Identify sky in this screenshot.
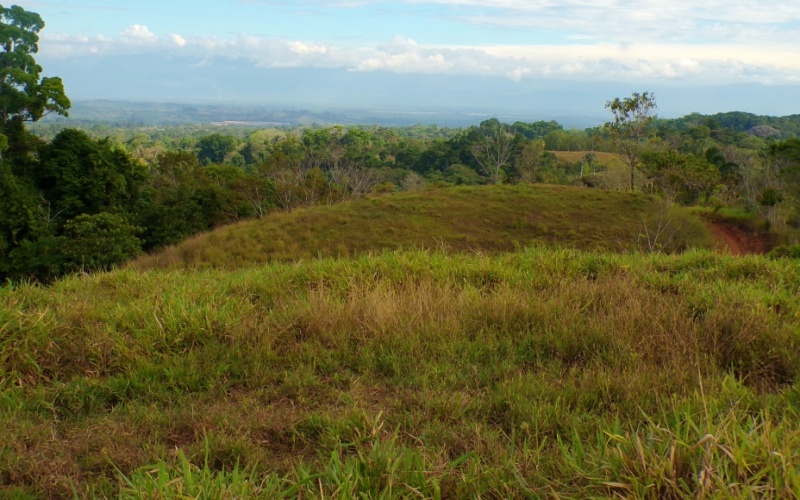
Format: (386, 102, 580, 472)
(12, 0, 800, 122)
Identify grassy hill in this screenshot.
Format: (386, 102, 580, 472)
(3, 184, 797, 498)
(2, 248, 799, 497)
(132, 184, 713, 271)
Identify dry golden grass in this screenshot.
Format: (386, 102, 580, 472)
(131, 184, 714, 271)
(550, 150, 626, 166)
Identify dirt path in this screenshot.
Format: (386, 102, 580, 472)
(708, 222, 768, 255)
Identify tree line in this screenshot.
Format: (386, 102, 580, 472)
(2, 5, 800, 282)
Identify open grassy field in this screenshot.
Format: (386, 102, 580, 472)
(550, 150, 627, 168)
(132, 184, 713, 271)
(550, 151, 637, 191)
(2, 246, 800, 497)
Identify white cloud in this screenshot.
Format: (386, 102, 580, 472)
(355, 51, 452, 73)
(37, 1, 800, 86)
(316, 0, 800, 46)
(506, 66, 530, 82)
(289, 41, 327, 55)
(170, 34, 187, 48)
(120, 24, 157, 43)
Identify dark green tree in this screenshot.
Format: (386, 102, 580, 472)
(196, 133, 239, 164)
(8, 212, 141, 280)
(0, 5, 70, 151)
(0, 161, 40, 275)
(35, 129, 147, 223)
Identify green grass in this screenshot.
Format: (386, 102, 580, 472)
(2, 247, 799, 497)
(131, 184, 714, 271)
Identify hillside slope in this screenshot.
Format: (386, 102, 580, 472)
(132, 184, 713, 270)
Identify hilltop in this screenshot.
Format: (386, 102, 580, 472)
(132, 184, 714, 271)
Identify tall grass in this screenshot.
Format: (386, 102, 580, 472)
(1, 247, 798, 497)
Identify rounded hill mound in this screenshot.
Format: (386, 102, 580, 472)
(131, 184, 714, 271)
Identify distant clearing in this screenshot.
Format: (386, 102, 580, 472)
(550, 150, 626, 167)
(132, 184, 713, 271)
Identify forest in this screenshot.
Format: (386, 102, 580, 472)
(4, 97, 800, 280)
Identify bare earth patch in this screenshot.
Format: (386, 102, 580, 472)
(709, 221, 769, 255)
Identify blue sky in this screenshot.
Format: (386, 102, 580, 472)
(12, 1, 800, 119)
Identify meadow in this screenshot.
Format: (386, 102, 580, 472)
(132, 184, 713, 271)
(1, 185, 799, 498)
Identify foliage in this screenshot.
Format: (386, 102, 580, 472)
(0, 161, 40, 271)
(139, 152, 274, 249)
(770, 138, 800, 198)
(663, 111, 800, 140)
(59, 212, 141, 269)
(0, 5, 70, 133)
(468, 119, 516, 184)
(196, 133, 239, 164)
(511, 119, 563, 139)
(8, 212, 141, 279)
(768, 244, 800, 259)
(605, 91, 658, 191)
(34, 129, 147, 222)
(641, 149, 720, 204)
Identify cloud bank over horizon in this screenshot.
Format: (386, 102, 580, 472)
(33, 0, 800, 83)
(18, 0, 800, 117)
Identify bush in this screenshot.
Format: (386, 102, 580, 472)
(769, 244, 800, 259)
(9, 212, 142, 280)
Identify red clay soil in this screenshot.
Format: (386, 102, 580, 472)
(708, 222, 769, 256)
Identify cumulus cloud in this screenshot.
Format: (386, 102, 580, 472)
(120, 24, 157, 43)
(170, 34, 187, 48)
(37, 0, 800, 86)
(289, 41, 327, 55)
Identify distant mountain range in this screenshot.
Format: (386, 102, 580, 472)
(40, 99, 800, 138)
(42, 99, 539, 128)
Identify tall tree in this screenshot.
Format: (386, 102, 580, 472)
(605, 92, 657, 191)
(469, 119, 516, 184)
(0, 5, 70, 144)
(35, 129, 147, 223)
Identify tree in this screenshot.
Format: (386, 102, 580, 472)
(511, 120, 563, 140)
(9, 212, 141, 281)
(769, 138, 800, 224)
(0, 160, 40, 275)
(515, 139, 546, 183)
(641, 149, 719, 205)
(0, 5, 70, 139)
(605, 92, 657, 191)
(35, 129, 147, 223)
(196, 133, 239, 164)
(469, 119, 516, 184)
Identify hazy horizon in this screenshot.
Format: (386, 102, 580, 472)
(17, 0, 800, 123)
